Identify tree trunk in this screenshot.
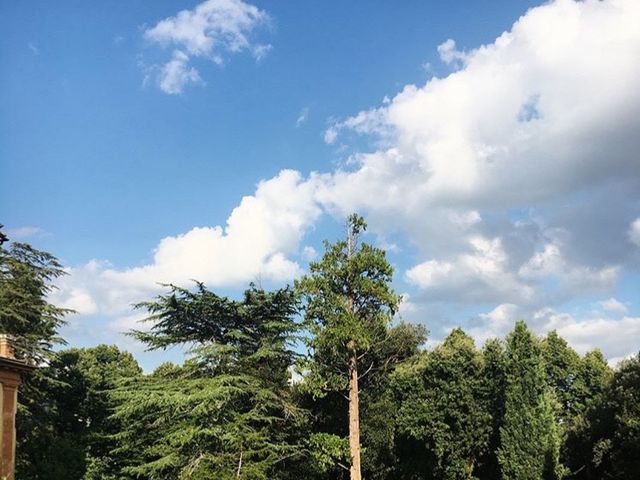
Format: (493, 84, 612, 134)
(349, 353, 362, 480)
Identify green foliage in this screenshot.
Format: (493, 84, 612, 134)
(295, 215, 402, 396)
(0, 242, 69, 361)
(0, 242, 72, 479)
(393, 329, 491, 479)
(113, 283, 304, 479)
(592, 353, 640, 479)
(307, 433, 350, 474)
(474, 338, 506, 479)
(295, 215, 426, 478)
(498, 321, 565, 480)
(4, 231, 640, 480)
(19, 345, 142, 479)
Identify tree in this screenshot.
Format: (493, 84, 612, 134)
(542, 331, 582, 423)
(112, 283, 304, 479)
(25, 345, 142, 479)
(0, 241, 71, 478)
(588, 353, 640, 479)
(296, 214, 402, 480)
(497, 321, 565, 480)
(561, 349, 613, 479)
(0, 242, 68, 362)
(475, 338, 506, 480)
(298, 321, 426, 480)
(393, 328, 491, 479)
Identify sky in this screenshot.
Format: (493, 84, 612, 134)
(1, 0, 639, 371)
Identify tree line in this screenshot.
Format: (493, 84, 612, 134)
(0, 217, 638, 479)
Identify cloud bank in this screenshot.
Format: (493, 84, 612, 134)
(60, 0, 640, 362)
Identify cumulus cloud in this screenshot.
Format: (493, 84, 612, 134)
(436, 38, 467, 66)
(143, 0, 271, 94)
(319, 0, 639, 306)
(406, 235, 535, 304)
(59, 0, 640, 363)
(156, 50, 203, 94)
(328, 0, 640, 209)
(464, 302, 640, 364)
(54, 170, 323, 322)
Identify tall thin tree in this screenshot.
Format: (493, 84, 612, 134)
(296, 214, 400, 480)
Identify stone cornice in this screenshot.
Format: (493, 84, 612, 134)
(0, 357, 35, 374)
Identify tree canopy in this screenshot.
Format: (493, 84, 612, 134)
(3, 230, 639, 480)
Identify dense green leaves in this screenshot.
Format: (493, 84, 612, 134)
(5, 235, 640, 480)
(295, 216, 401, 385)
(0, 242, 69, 362)
(114, 283, 304, 479)
(0, 242, 74, 479)
(392, 329, 491, 479)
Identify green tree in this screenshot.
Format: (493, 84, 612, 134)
(0, 241, 71, 478)
(298, 321, 426, 480)
(542, 331, 582, 422)
(590, 353, 640, 479)
(475, 338, 506, 480)
(360, 321, 426, 480)
(112, 283, 304, 479)
(393, 328, 491, 479)
(296, 214, 403, 480)
(26, 345, 141, 479)
(497, 321, 565, 480)
(562, 349, 613, 479)
(0, 242, 68, 362)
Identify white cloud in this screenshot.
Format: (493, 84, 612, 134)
(406, 236, 535, 303)
(466, 302, 640, 363)
(27, 42, 39, 55)
(58, 288, 98, 315)
(5, 226, 47, 241)
(629, 218, 640, 246)
(55, 170, 323, 321)
(324, 127, 338, 144)
(296, 107, 309, 127)
(519, 241, 620, 296)
(330, 0, 640, 210)
(58, 0, 640, 363)
(157, 50, 203, 94)
(144, 0, 271, 93)
(301, 245, 317, 261)
(398, 293, 418, 316)
(437, 39, 466, 66)
(599, 297, 628, 315)
(318, 0, 639, 306)
(252, 43, 272, 61)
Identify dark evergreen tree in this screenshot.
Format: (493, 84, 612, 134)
(498, 321, 565, 480)
(475, 338, 506, 480)
(27, 345, 142, 479)
(0, 241, 71, 479)
(112, 283, 304, 479)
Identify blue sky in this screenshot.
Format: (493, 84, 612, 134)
(2, 0, 639, 371)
